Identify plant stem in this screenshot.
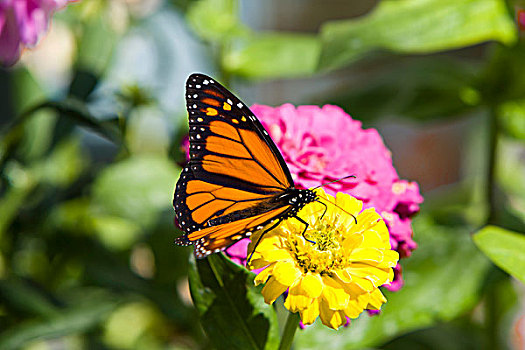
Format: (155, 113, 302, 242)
(484, 106, 502, 350)
(484, 266, 503, 350)
(486, 106, 499, 225)
(278, 312, 300, 350)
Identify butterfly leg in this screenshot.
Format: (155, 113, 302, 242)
(316, 200, 328, 220)
(293, 216, 315, 244)
(246, 218, 283, 266)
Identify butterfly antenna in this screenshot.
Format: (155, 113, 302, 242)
(311, 175, 356, 190)
(317, 197, 358, 225)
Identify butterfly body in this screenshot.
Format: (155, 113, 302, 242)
(207, 188, 317, 227)
(174, 73, 317, 258)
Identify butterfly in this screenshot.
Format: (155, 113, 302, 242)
(173, 73, 320, 258)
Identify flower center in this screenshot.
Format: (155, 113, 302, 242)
(287, 219, 347, 275)
(307, 221, 341, 251)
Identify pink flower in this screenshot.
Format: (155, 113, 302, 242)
(0, 0, 74, 66)
(518, 9, 525, 30)
(230, 104, 422, 291)
(224, 238, 250, 266)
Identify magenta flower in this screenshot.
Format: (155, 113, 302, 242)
(223, 104, 423, 291)
(518, 9, 525, 30)
(0, 0, 74, 66)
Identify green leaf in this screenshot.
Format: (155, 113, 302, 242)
(1, 98, 121, 173)
(324, 57, 480, 121)
(0, 290, 120, 350)
(0, 278, 60, 318)
(473, 225, 525, 283)
(319, 0, 517, 71)
(187, 0, 249, 43)
(125, 106, 170, 156)
(2, 99, 122, 160)
(498, 99, 525, 141)
(103, 301, 170, 349)
(295, 217, 491, 349)
(75, 11, 119, 75)
(188, 253, 279, 350)
(91, 155, 179, 229)
(91, 215, 142, 250)
(23, 99, 122, 144)
(30, 138, 87, 186)
(495, 138, 525, 229)
(0, 162, 36, 239)
(224, 33, 320, 79)
(477, 41, 525, 104)
(9, 68, 55, 161)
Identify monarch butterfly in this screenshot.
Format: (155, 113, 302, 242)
(173, 73, 320, 258)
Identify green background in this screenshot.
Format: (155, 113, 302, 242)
(1, 0, 524, 349)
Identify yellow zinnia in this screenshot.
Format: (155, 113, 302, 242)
(247, 189, 399, 329)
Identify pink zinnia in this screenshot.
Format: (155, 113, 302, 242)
(224, 104, 423, 291)
(0, 0, 74, 66)
(518, 9, 525, 30)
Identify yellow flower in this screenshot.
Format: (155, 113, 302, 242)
(247, 189, 399, 329)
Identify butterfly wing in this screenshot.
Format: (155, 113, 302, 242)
(174, 73, 294, 257)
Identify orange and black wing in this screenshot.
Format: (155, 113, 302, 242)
(173, 73, 294, 257)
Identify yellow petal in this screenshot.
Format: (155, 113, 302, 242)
(284, 290, 312, 312)
(284, 273, 323, 312)
(360, 230, 384, 249)
(348, 248, 384, 263)
(342, 233, 363, 252)
(377, 250, 399, 268)
(347, 263, 391, 287)
(261, 276, 288, 305)
(300, 273, 323, 298)
(319, 301, 347, 329)
(372, 220, 390, 244)
(338, 277, 364, 297)
(355, 209, 382, 232)
(272, 260, 301, 286)
(356, 291, 371, 309)
(351, 276, 375, 292)
(321, 276, 350, 310)
(254, 264, 275, 286)
(336, 191, 362, 217)
(367, 289, 387, 310)
(387, 267, 394, 282)
(301, 201, 324, 225)
(334, 269, 352, 284)
(299, 297, 319, 325)
(251, 235, 281, 254)
(248, 258, 270, 270)
(344, 299, 364, 319)
(262, 249, 294, 263)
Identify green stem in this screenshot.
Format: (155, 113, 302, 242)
(484, 106, 504, 350)
(485, 270, 499, 350)
(278, 312, 300, 350)
(486, 106, 499, 225)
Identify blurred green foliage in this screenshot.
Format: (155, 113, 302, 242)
(0, 0, 524, 349)
(188, 254, 280, 350)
